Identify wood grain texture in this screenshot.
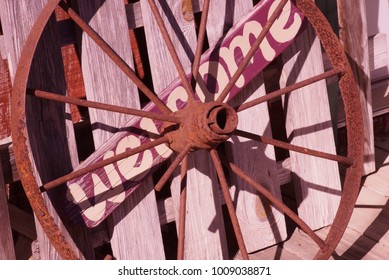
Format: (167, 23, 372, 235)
(140, 0, 228, 259)
(61, 44, 86, 123)
(0, 57, 11, 139)
(208, 0, 286, 253)
(369, 33, 388, 81)
(0, 159, 15, 259)
(74, 0, 164, 259)
(337, 0, 375, 175)
(0, 0, 93, 259)
(280, 25, 341, 230)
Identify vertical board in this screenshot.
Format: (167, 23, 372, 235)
(207, 0, 287, 253)
(74, 0, 164, 259)
(0, 0, 93, 259)
(140, 0, 228, 259)
(0, 56, 11, 139)
(0, 159, 15, 259)
(280, 26, 341, 230)
(337, 0, 375, 174)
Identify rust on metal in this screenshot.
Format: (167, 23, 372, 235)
(217, 0, 289, 103)
(296, 0, 364, 259)
(163, 101, 238, 152)
(210, 149, 249, 260)
(221, 154, 326, 249)
(10, 0, 78, 260)
(42, 136, 169, 191)
(30, 89, 180, 123)
(237, 68, 342, 112)
(182, 0, 194, 21)
(11, 0, 363, 260)
(148, 0, 195, 102)
(234, 129, 354, 166)
(58, 1, 172, 115)
(191, 0, 210, 83)
(154, 143, 192, 192)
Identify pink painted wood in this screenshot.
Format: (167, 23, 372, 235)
(64, 0, 305, 227)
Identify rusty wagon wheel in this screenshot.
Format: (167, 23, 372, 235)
(11, 0, 363, 260)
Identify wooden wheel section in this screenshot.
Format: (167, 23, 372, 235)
(11, 0, 363, 260)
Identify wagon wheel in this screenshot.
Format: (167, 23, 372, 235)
(11, 0, 363, 260)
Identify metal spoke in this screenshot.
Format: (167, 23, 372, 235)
(234, 129, 354, 166)
(237, 68, 342, 112)
(210, 149, 249, 260)
(58, 1, 172, 114)
(220, 153, 326, 249)
(192, 0, 211, 82)
(30, 89, 181, 123)
(217, 0, 289, 103)
(177, 155, 188, 260)
(155, 143, 192, 191)
(147, 0, 196, 102)
(41, 136, 170, 191)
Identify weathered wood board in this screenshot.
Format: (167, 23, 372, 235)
(280, 25, 341, 230)
(0, 159, 15, 259)
(74, 0, 164, 259)
(140, 0, 228, 259)
(208, 0, 287, 253)
(0, 0, 93, 259)
(337, 0, 375, 174)
(0, 56, 11, 140)
(64, 0, 304, 233)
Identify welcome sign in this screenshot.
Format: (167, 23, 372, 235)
(64, 0, 305, 227)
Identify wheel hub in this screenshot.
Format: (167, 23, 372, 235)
(163, 101, 238, 152)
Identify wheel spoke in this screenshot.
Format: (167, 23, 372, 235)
(192, 0, 210, 83)
(155, 143, 192, 191)
(219, 153, 325, 249)
(210, 149, 249, 260)
(41, 136, 169, 191)
(30, 89, 181, 123)
(237, 68, 342, 112)
(234, 129, 354, 166)
(58, 1, 172, 114)
(147, 0, 196, 102)
(216, 0, 289, 103)
(177, 155, 188, 260)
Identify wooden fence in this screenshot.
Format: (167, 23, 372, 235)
(0, 0, 378, 259)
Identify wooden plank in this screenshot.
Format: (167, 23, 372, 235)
(140, 0, 228, 259)
(0, 0, 93, 259)
(363, 145, 389, 197)
(348, 187, 389, 243)
(236, 244, 301, 260)
(74, 0, 164, 259)
(281, 228, 323, 259)
(337, 0, 375, 174)
(280, 26, 342, 230)
(63, 0, 304, 230)
(207, 0, 286, 253)
(8, 203, 36, 241)
(316, 226, 389, 260)
(0, 56, 11, 139)
(0, 158, 15, 259)
(369, 33, 388, 81)
(372, 79, 389, 117)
